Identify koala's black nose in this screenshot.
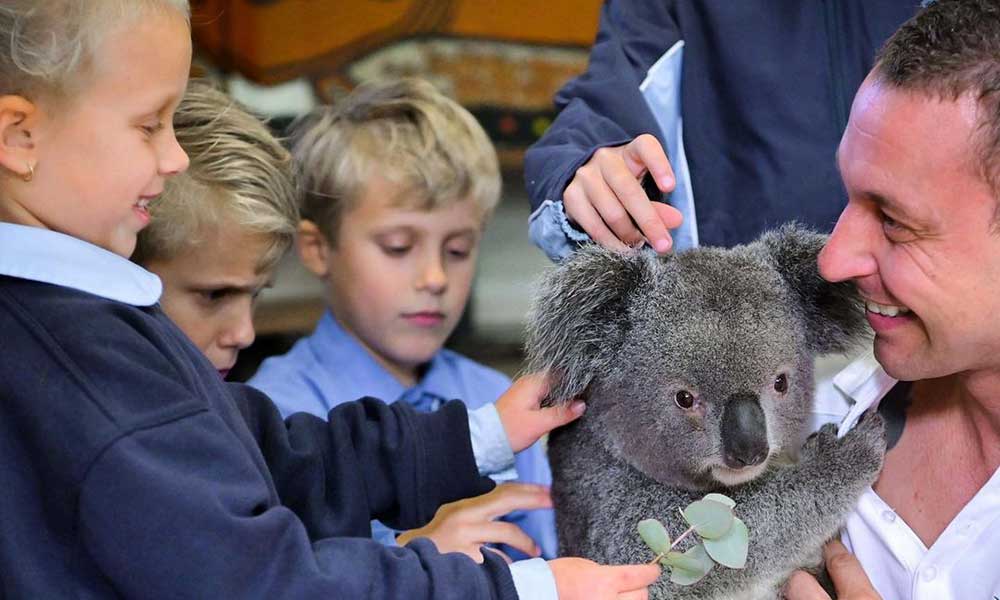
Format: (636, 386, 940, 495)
(721, 393, 769, 469)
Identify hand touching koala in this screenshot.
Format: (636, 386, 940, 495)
(524, 224, 886, 600)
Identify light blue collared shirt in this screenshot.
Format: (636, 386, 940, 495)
(0, 223, 162, 305)
(249, 311, 558, 560)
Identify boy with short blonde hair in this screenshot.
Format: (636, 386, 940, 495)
(133, 79, 298, 377)
(250, 78, 557, 559)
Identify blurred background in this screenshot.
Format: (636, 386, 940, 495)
(187, 0, 604, 379)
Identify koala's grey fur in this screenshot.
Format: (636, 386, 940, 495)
(524, 225, 886, 600)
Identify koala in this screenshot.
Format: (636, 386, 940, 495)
(524, 225, 886, 600)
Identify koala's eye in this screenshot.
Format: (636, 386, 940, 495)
(674, 390, 696, 409)
(773, 373, 788, 394)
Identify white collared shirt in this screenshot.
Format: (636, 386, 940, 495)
(816, 352, 1000, 600)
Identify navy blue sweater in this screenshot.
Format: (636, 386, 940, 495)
(0, 275, 517, 599)
(525, 0, 917, 247)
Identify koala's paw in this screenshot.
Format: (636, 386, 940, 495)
(802, 413, 886, 487)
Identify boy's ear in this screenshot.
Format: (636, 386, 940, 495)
(524, 244, 652, 406)
(296, 220, 332, 278)
(0, 95, 39, 180)
(755, 223, 869, 354)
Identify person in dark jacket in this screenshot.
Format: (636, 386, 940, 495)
(525, 0, 918, 261)
(0, 1, 661, 598)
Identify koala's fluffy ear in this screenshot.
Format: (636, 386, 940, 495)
(755, 223, 869, 355)
(524, 244, 652, 406)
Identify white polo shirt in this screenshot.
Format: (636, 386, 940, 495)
(815, 352, 1000, 600)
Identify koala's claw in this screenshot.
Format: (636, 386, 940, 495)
(801, 413, 886, 488)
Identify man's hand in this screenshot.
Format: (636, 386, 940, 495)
(495, 373, 585, 453)
(783, 540, 881, 600)
(397, 483, 551, 563)
(550, 557, 660, 600)
(563, 134, 682, 254)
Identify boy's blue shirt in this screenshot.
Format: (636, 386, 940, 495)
(0, 222, 556, 599)
(250, 311, 559, 559)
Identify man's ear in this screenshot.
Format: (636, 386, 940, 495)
(0, 95, 39, 180)
(754, 223, 869, 354)
(296, 220, 332, 279)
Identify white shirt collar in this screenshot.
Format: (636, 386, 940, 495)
(0, 223, 161, 306)
(823, 349, 898, 436)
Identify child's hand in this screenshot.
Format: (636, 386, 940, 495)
(396, 483, 551, 562)
(496, 373, 586, 453)
(563, 134, 681, 254)
(549, 557, 660, 600)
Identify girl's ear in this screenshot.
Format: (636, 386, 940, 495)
(0, 95, 39, 180)
(296, 219, 332, 279)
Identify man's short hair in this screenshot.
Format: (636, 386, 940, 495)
(291, 77, 501, 244)
(875, 0, 1000, 201)
(133, 79, 299, 271)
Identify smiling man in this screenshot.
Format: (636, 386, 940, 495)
(784, 1, 1000, 599)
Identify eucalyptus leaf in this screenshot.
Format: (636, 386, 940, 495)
(637, 518, 671, 555)
(660, 550, 702, 572)
(682, 499, 734, 539)
(703, 517, 749, 568)
(702, 493, 736, 508)
(668, 544, 714, 585)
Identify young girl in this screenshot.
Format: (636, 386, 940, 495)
(0, 2, 657, 598)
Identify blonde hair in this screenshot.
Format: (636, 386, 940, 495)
(0, 0, 190, 100)
(292, 77, 501, 243)
(133, 80, 299, 272)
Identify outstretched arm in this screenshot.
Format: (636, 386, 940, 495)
(525, 0, 682, 259)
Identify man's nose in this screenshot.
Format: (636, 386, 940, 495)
(818, 203, 879, 283)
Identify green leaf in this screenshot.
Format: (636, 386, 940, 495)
(682, 499, 734, 539)
(667, 544, 714, 585)
(637, 518, 671, 555)
(703, 517, 749, 568)
(660, 550, 701, 572)
(702, 493, 736, 508)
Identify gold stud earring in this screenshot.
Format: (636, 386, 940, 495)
(23, 162, 33, 183)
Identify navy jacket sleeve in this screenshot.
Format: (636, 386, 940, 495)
(0, 278, 518, 600)
(232, 382, 496, 540)
(524, 0, 678, 212)
(77, 400, 516, 599)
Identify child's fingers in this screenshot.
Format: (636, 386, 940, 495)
(474, 483, 552, 520)
(652, 201, 684, 232)
(593, 162, 650, 247)
(564, 183, 631, 251)
(482, 546, 513, 564)
(610, 563, 661, 592)
(477, 521, 541, 558)
(622, 134, 675, 190)
(508, 372, 550, 405)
